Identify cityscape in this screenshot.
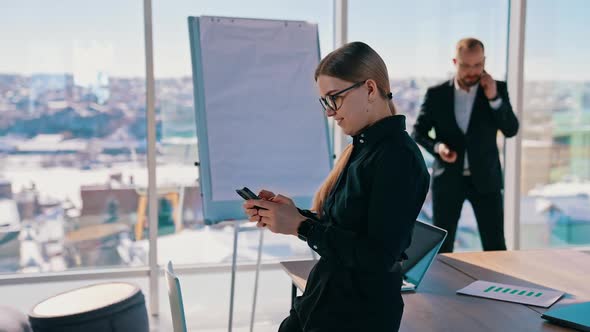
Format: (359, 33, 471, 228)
(1, 71, 589, 275)
(0, 3, 587, 331)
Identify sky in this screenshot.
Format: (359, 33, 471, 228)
(0, 0, 588, 81)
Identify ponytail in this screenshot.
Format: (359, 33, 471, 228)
(311, 144, 354, 216)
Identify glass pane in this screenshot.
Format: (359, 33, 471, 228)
(0, 1, 146, 274)
(520, 0, 590, 248)
(152, 0, 333, 266)
(349, 0, 509, 251)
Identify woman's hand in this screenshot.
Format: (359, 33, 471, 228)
(257, 189, 275, 200)
(243, 194, 305, 235)
(242, 189, 275, 228)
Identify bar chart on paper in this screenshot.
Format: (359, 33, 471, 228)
(457, 280, 565, 307)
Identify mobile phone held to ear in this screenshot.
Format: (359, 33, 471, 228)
(235, 187, 267, 210)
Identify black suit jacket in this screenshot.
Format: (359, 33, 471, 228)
(412, 79, 519, 194)
(295, 116, 429, 331)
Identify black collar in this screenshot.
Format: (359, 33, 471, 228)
(352, 115, 406, 147)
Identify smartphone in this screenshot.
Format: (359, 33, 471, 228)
(235, 187, 267, 210)
(236, 187, 259, 200)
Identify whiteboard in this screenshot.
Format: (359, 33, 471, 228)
(188, 16, 332, 223)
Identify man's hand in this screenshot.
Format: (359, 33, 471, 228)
(480, 71, 498, 100)
(436, 142, 457, 163)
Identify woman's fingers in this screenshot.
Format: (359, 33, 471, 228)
(257, 207, 273, 218)
(248, 199, 274, 210)
(244, 207, 258, 217)
(272, 194, 294, 205)
(243, 200, 259, 209)
(258, 189, 276, 200)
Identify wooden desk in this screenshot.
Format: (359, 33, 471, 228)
(280, 249, 587, 331)
(438, 249, 590, 314)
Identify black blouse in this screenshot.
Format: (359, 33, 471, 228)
(294, 115, 430, 331)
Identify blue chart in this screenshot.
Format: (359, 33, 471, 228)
(457, 280, 565, 308)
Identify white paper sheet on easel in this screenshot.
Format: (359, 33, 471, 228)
(198, 17, 330, 201)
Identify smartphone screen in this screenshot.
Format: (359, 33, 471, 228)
(236, 187, 267, 211)
(235, 187, 259, 200)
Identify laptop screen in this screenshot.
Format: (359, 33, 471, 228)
(401, 221, 447, 275)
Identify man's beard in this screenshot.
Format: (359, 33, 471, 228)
(460, 75, 481, 87)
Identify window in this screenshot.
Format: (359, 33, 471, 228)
(349, 0, 509, 251)
(0, 1, 146, 274)
(519, 0, 590, 248)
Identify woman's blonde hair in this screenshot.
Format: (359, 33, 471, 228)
(311, 42, 396, 216)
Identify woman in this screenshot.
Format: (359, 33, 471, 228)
(243, 42, 429, 331)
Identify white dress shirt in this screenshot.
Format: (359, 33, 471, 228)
(453, 78, 502, 174)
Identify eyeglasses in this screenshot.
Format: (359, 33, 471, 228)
(458, 62, 484, 71)
(319, 80, 366, 112)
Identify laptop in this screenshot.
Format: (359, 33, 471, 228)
(165, 261, 188, 332)
(400, 221, 447, 292)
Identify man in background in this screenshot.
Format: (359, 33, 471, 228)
(412, 37, 519, 252)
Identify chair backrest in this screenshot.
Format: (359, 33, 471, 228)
(165, 261, 188, 332)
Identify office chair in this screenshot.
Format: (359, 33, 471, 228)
(165, 261, 188, 332)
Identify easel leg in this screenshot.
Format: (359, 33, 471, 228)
(249, 227, 264, 332)
(229, 220, 239, 332)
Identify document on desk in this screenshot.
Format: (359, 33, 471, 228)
(457, 280, 564, 308)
